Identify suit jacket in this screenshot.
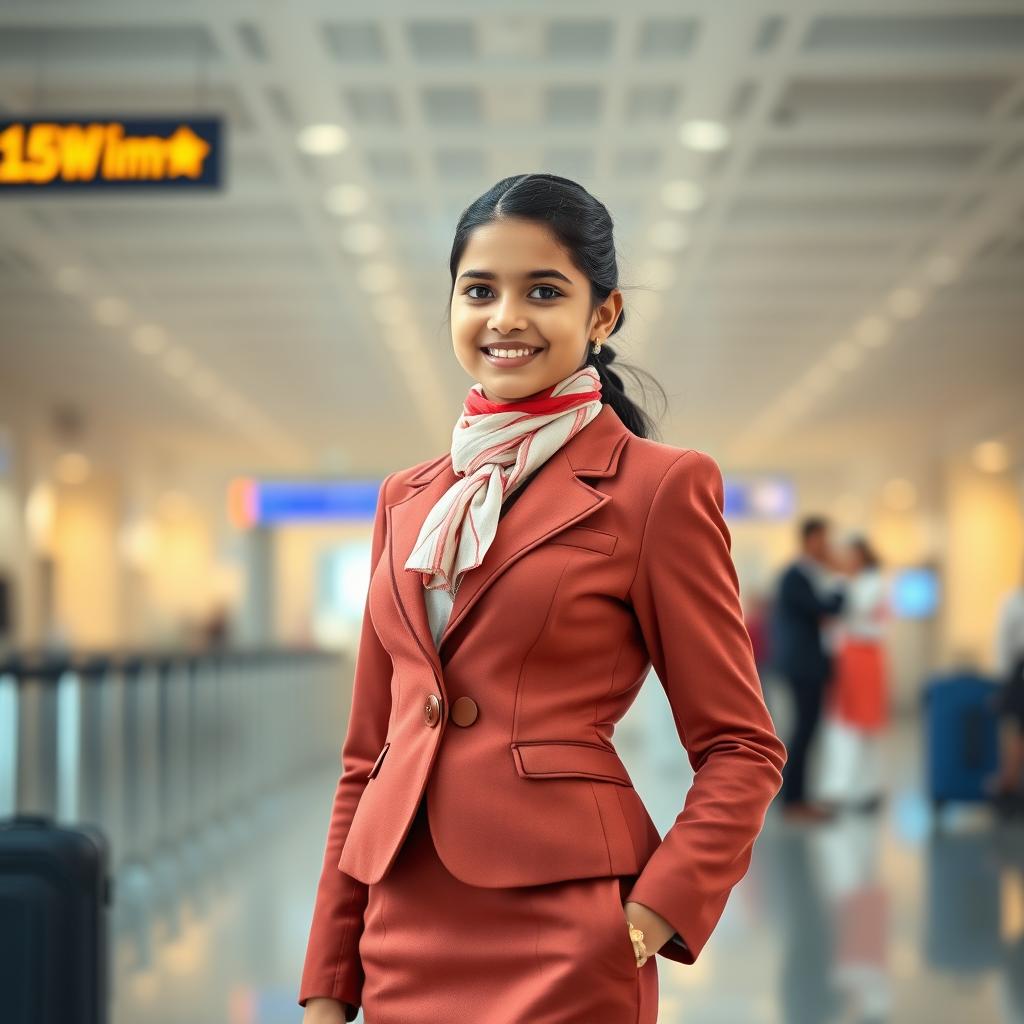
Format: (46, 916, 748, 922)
(299, 403, 788, 1010)
(772, 561, 846, 682)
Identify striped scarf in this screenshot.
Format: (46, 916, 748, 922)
(405, 364, 603, 595)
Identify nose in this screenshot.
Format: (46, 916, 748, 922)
(487, 297, 528, 335)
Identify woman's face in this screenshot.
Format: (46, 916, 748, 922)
(842, 544, 865, 573)
(450, 218, 622, 403)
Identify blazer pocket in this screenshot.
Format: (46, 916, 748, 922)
(510, 739, 632, 786)
(366, 742, 390, 780)
(548, 525, 617, 556)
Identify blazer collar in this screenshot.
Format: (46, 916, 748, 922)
(387, 402, 630, 682)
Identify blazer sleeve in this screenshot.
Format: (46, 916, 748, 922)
(297, 471, 396, 1016)
(623, 450, 788, 965)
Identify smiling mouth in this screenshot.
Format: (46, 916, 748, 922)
(480, 345, 543, 367)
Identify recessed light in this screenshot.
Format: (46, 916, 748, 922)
(972, 440, 1011, 473)
(93, 296, 129, 327)
(132, 324, 167, 355)
(55, 451, 91, 486)
(341, 222, 383, 254)
(324, 183, 368, 216)
(679, 119, 730, 152)
(297, 123, 348, 156)
(161, 346, 194, 377)
(805, 365, 836, 391)
(661, 180, 705, 212)
(830, 341, 862, 370)
(649, 220, 689, 251)
(855, 316, 891, 347)
(887, 287, 924, 320)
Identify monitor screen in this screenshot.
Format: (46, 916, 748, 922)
(890, 567, 939, 619)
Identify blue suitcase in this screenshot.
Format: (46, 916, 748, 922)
(922, 673, 1001, 808)
(0, 814, 112, 1024)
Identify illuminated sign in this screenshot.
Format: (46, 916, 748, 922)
(722, 477, 795, 520)
(228, 479, 383, 528)
(0, 117, 222, 190)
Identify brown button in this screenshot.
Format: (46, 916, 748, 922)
(451, 696, 478, 727)
(423, 693, 442, 727)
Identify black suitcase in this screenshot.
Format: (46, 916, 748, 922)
(0, 814, 113, 1024)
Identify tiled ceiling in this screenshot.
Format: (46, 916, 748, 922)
(0, 0, 1022, 475)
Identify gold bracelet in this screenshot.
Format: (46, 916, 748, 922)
(626, 920, 649, 968)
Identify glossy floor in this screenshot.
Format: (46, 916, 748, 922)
(109, 679, 1024, 1024)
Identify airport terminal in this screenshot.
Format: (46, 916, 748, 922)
(1, 3, 1023, 1022)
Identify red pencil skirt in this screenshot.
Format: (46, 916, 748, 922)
(358, 794, 659, 1023)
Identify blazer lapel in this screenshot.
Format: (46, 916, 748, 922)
(387, 403, 630, 679)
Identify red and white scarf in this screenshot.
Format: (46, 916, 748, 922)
(405, 364, 603, 595)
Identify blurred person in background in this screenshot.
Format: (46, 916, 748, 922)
(817, 535, 890, 814)
(988, 557, 1024, 801)
(773, 516, 848, 823)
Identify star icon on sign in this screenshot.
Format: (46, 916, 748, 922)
(166, 125, 211, 178)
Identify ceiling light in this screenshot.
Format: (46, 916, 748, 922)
(649, 220, 689, 251)
(324, 183, 368, 216)
(855, 316, 891, 347)
(341, 222, 383, 254)
(297, 123, 348, 156)
(805, 365, 836, 392)
(679, 119, 730, 152)
(92, 296, 129, 327)
(132, 324, 168, 355)
(882, 478, 916, 511)
(661, 180, 705, 212)
(972, 439, 1011, 473)
(25, 482, 56, 553)
(188, 368, 219, 399)
(55, 451, 91, 486)
(887, 287, 924, 320)
(161, 346, 194, 377)
(830, 341, 862, 371)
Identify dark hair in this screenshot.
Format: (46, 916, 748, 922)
(800, 516, 829, 543)
(848, 534, 880, 569)
(445, 173, 667, 440)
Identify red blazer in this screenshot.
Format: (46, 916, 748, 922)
(299, 402, 787, 1008)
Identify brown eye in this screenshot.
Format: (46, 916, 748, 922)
(466, 285, 492, 299)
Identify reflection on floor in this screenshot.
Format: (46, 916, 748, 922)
(110, 677, 1024, 1024)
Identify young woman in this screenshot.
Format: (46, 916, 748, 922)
(298, 174, 788, 1023)
(818, 536, 890, 813)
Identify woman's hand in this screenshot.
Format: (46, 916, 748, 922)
(622, 900, 675, 959)
(302, 997, 349, 1023)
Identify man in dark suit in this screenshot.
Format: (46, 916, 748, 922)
(773, 516, 846, 822)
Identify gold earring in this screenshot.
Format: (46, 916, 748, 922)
(591, 337, 602, 355)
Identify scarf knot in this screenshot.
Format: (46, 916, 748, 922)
(404, 365, 603, 594)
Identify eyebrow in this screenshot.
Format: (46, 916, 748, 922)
(457, 268, 573, 285)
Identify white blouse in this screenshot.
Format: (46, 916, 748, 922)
(424, 585, 455, 650)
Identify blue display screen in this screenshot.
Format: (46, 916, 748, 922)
(255, 480, 382, 523)
(890, 567, 940, 618)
